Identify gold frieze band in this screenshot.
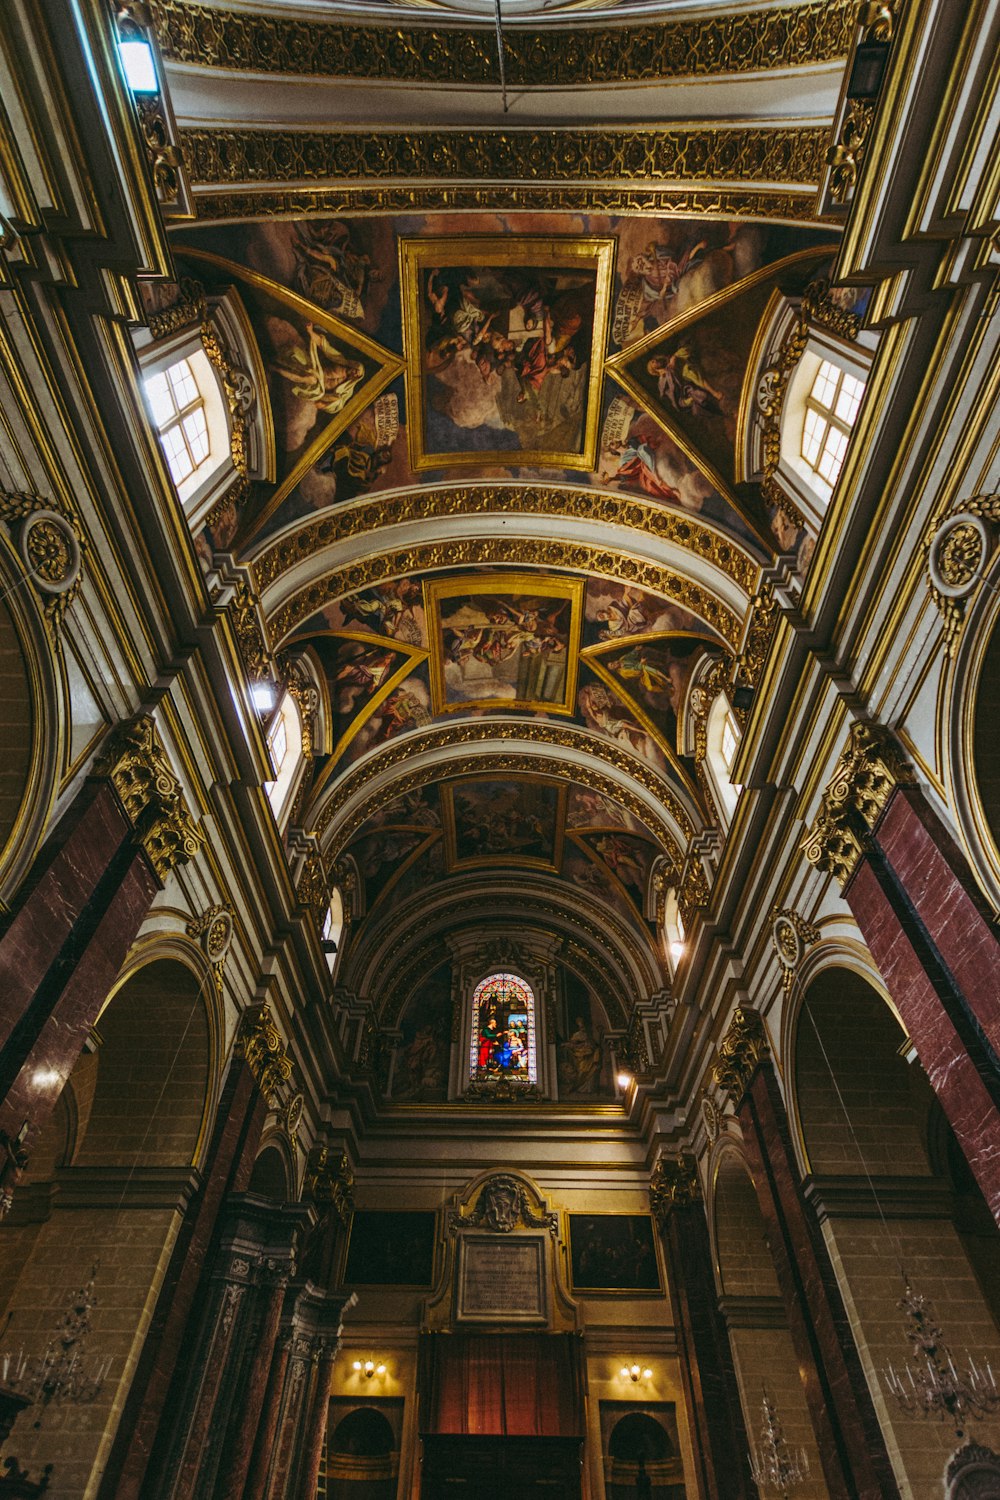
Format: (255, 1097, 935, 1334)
(152, 0, 855, 85)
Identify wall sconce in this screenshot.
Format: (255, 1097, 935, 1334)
(352, 1358, 386, 1380)
(620, 1363, 653, 1383)
(616, 1072, 633, 1090)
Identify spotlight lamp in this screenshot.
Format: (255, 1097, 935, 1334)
(620, 1362, 653, 1383)
(352, 1357, 387, 1380)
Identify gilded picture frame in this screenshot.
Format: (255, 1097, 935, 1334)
(400, 235, 616, 472)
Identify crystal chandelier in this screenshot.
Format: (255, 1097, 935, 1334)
(0, 1264, 111, 1426)
(884, 1278, 1000, 1439)
(749, 1385, 809, 1498)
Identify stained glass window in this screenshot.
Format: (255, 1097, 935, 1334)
(470, 972, 536, 1084)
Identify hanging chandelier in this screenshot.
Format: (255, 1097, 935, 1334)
(748, 1385, 809, 1498)
(0, 1264, 111, 1426)
(884, 1278, 1000, 1439)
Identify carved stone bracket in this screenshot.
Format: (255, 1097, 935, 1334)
(236, 1003, 294, 1106)
(186, 902, 235, 994)
(649, 1154, 701, 1225)
(231, 574, 273, 683)
(712, 1005, 771, 1109)
(801, 721, 915, 887)
(925, 493, 1000, 657)
(771, 907, 821, 995)
(302, 1146, 354, 1226)
(296, 849, 330, 933)
(93, 715, 204, 880)
(449, 1173, 557, 1237)
(0, 491, 84, 634)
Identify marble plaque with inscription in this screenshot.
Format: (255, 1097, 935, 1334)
(455, 1232, 548, 1324)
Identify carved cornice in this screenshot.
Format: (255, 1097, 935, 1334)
(264, 537, 742, 651)
(180, 126, 828, 194)
(189, 185, 827, 226)
(302, 1146, 354, 1226)
(315, 727, 692, 848)
(800, 722, 914, 887)
(236, 1003, 294, 1105)
(153, 1, 854, 84)
(649, 1155, 701, 1223)
(712, 1005, 770, 1108)
(770, 907, 821, 995)
(252, 485, 760, 599)
(92, 716, 204, 880)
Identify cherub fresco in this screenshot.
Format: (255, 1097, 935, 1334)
(566, 787, 648, 835)
(270, 322, 365, 416)
(331, 642, 398, 716)
(648, 347, 726, 419)
(591, 832, 654, 902)
(292, 220, 382, 320)
(336, 579, 425, 646)
(578, 681, 667, 773)
(339, 671, 433, 767)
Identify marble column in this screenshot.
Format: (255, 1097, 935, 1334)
(714, 1008, 900, 1500)
(0, 718, 202, 1199)
(650, 1155, 757, 1500)
(296, 1341, 339, 1500)
(97, 1054, 269, 1500)
(802, 723, 1000, 1225)
(265, 1283, 356, 1500)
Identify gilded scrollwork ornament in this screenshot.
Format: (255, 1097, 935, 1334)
(93, 715, 204, 880)
(712, 1005, 770, 1108)
(449, 1174, 557, 1235)
(0, 491, 84, 633)
(925, 495, 1000, 657)
(649, 1155, 701, 1224)
(296, 850, 330, 932)
(236, 1003, 294, 1106)
(770, 908, 821, 995)
(186, 902, 235, 994)
(231, 577, 273, 682)
(826, 100, 876, 207)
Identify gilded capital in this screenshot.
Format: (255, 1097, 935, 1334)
(712, 1005, 770, 1108)
(801, 723, 913, 888)
(94, 716, 204, 881)
(649, 1155, 701, 1223)
(236, 1003, 294, 1106)
(303, 1146, 354, 1227)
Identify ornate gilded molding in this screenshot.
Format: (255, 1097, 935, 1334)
(802, 276, 863, 343)
(295, 849, 330, 931)
(265, 537, 742, 652)
(231, 576, 273, 680)
(619, 1008, 650, 1074)
(826, 99, 876, 208)
(153, 1, 854, 84)
(800, 722, 915, 887)
(701, 1091, 722, 1143)
(93, 716, 204, 880)
(186, 902, 235, 994)
(302, 1145, 354, 1226)
(181, 126, 828, 195)
(190, 184, 827, 226)
(925, 494, 1000, 657)
(713, 1005, 770, 1108)
(253, 484, 759, 599)
(770, 907, 821, 995)
(449, 1174, 557, 1235)
(117, 3, 193, 218)
(649, 1154, 701, 1224)
(236, 1003, 294, 1105)
(0, 491, 84, 633)
(733, 582, 778, 714)
(317, 727, 691, 849)
(755, 318, 810, 521)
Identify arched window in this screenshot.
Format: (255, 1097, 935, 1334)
(705, 693, 742, 823)
(662, 888, 686, 975)
(322, 888, 344, 973)
(800, 358, 866, 486)
(144, 356, 211, 488)
(264, 689, 303, 826)
(470, 972, 537, 1084)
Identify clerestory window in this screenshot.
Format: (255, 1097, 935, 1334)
(470, 972, 537, 1085)
(145, 358, 212, 488)
(801, 359, 866, 487)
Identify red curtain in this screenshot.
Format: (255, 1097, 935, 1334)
(420, 1333, 582, 1437)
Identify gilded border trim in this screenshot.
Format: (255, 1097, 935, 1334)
(263, 537, 744, 653)
(152, 0, 855, 85)
(180, 126, 829, 193)
(251, 484, 762, 598)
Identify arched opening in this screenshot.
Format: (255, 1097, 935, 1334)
(0, 957, 213, 1485)
(326, 1406, 398, 1500)
(704, 694, 741, 824)
(606, 1412, 681, 1500)
(713, 1148, 824, 1497)
(248, 1142, 292, 1200)
(971, 619, 1000, 877)
(794, 966, 1000, 1496)
(265, 688, 304, 827)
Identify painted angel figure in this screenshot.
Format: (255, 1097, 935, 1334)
(271, 322, 365, 416)
(647, 346, 725, 419)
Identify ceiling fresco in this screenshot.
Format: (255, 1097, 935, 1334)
(172, 211, 837, 560)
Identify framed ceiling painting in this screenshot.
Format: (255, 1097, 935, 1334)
(400, 235, 616, 472)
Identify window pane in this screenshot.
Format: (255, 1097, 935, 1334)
(817, 426, 849, 483)
(470, 972, 537, 1085)
(182, 408, 209, 464)
(811, 360, 840, 409)
(836, 372, 866, 423)
(268, 714, 288, 772)
(167, 359, 199, 410)
(144, 371, 175, 428)
(161, 424, 193, 483)
(721, 713, 739, 771)
(802, 408, 826, 467)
